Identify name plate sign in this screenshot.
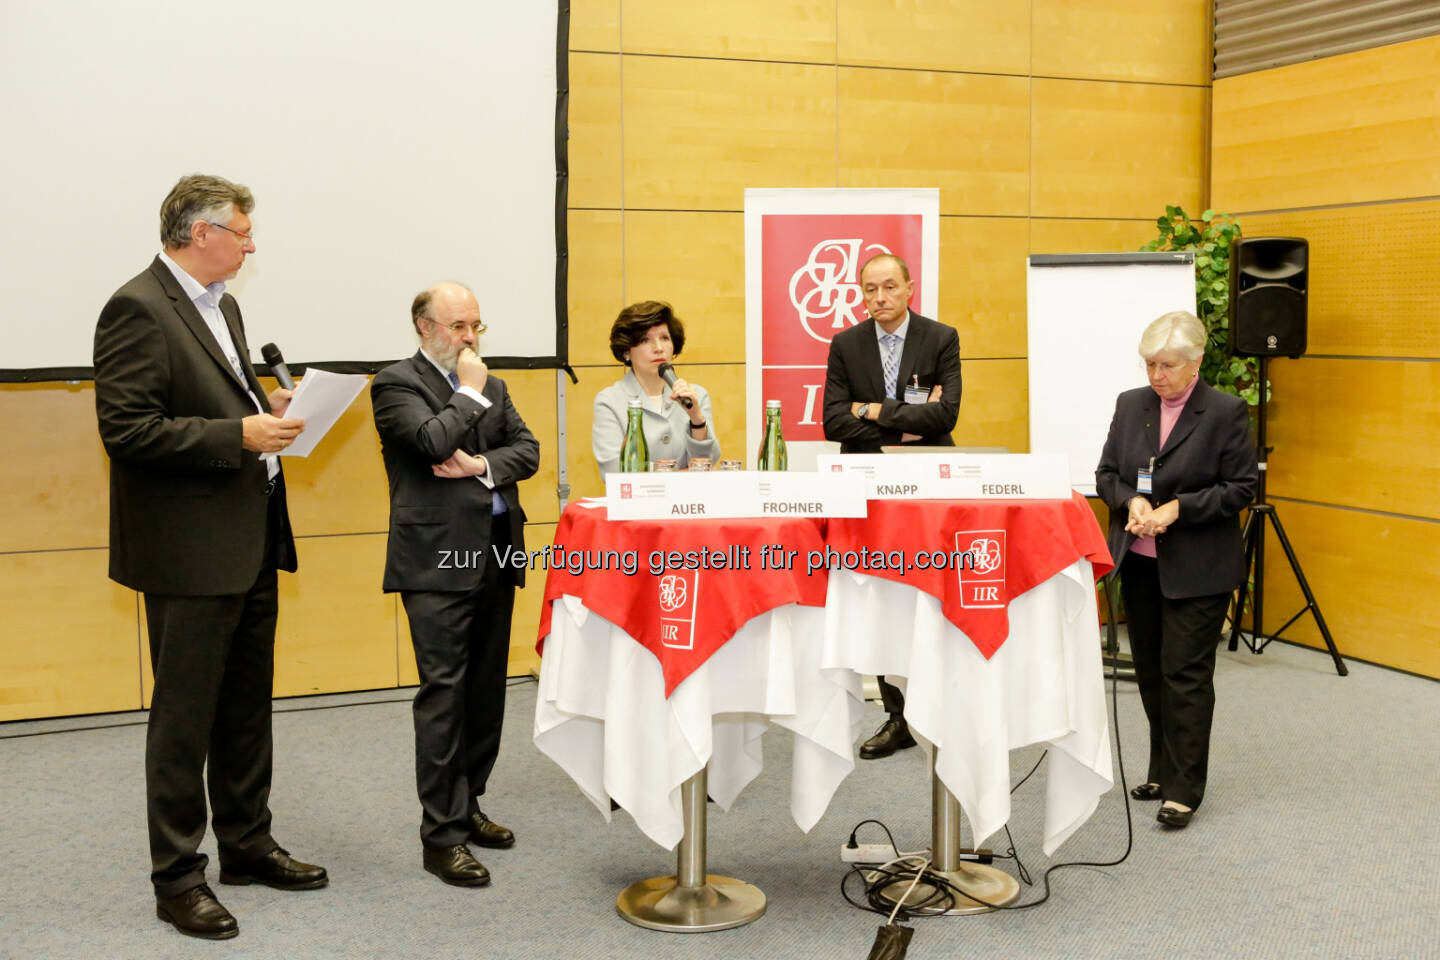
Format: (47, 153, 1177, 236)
(605, 470, 867, 521)
(814, 453, 1072, 500)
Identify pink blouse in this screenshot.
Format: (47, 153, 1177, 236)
(1130, 374, 1199, 558)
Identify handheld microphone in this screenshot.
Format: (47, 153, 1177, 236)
(657, 361, 693, 410)
(260, 343, 295, 391)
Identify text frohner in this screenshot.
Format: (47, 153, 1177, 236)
(762, 501, 824, 514)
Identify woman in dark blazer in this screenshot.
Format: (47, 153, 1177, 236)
(1096, 311, 1258, 829)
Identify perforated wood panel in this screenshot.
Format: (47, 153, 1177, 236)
(1265, 358, 1440, 520)
(1259, 499, 1440, 678)
(1240, 201, 1440, 359)
(1212, 35, 1440, 212)
(838, 68, 1030, 218)
(950, 358, 1029, 454)
(567, 209, 626, 368)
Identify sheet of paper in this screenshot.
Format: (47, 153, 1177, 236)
(262, 369, 368, 459)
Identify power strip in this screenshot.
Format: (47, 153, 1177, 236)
(841, 843, 900, 864)
(840, 844, 995, 865)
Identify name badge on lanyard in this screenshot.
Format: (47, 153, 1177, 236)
(902, 375, 928, 405)
(1137, 455, 1155, 495)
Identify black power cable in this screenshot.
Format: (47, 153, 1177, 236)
(840, 584, 1137, 920)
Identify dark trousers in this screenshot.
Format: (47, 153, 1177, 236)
(143, 518, 281, 897)
(877, 676, 906, 718)
(401, 525, 514, 849)
(1120, 552, 1230, 810)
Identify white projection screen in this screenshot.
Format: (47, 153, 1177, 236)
(0, 0, 567, 380)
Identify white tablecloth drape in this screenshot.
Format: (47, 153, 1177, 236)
(534, 597, 864, 850)
(821, 561, 1113, 856)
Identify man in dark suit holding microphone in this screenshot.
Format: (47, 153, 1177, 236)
(94, 174, 327, 940)
(822, 252, 963, 759)
(372, 282, 539, 886)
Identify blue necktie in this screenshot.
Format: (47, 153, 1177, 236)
(881, 333, 901, 398)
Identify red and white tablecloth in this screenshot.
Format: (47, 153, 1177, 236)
(822, 493, 1115, 855)
(533, 503, 863, 849)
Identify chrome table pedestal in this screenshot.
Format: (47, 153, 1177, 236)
(616, 768, 767, 932)
(878, 756, 1020, 915)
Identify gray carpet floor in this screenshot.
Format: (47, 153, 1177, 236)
(1, 639, 1436, 960)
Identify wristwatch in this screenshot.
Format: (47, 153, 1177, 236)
(856, 403, 871, 419)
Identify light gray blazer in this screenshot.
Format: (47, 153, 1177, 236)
(592, 368, 721, 479)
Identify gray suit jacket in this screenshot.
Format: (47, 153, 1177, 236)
(592, 369, 719, 478)
(94, 256, 296, 595)
(372, 352, 539, 591)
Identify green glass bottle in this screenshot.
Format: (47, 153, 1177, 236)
(619, 398, 649, 472)
(756, 399, 787, 471)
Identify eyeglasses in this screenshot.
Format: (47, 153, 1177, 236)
(207, 221, 254, 242)
(427, 318, 488, 336)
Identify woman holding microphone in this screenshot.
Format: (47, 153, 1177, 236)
(592, 300, 720, 477)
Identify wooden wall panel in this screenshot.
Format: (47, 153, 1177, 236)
(623, 211, 744, 364)
(939, 217, 1028, 359)
(951, 358, 1028, 453)
(570, 0, 619, 52)
(0, 550, 138, 721)
(1032, 78, 1206, 219)
(504, 369, 563, 526)
(273, 534, 396, 697)
(837, 0, 1029, 75)
(1239, 202, 1440, 359)
(1033, 0, 1211, 85)
(1265, 359, 1440, 521)
(0, 383, 109, 552)
(1028, 218, 1152, 256)
(1259, 499, 1440, 679)
(1211, 35, 1440, 212)
(622, 57, 837, 211)
(621, 1, 835, 64)
(281, 376, 388, 537)
(568, 53, 622, 209)
(839, 68, 1030, 218)
(568, 209, 625, 368)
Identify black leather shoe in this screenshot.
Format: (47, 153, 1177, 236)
(156, 884, 238, 940)
(1157, 804, 1194, 828)
(1130, 782, 1163, 801)
(220, 847, 328, 890)
(469, 811, 515, 849)
(423, 844, 491, 887)
(859, 718, 917, 760)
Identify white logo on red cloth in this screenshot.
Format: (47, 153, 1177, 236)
(658, 575, 687, 612)
(658, 570, 700, 649)
(958, 529, 1006, 609)
(788, 239, 892, 344)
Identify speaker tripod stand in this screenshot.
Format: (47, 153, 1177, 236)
(1227, 355, 1347, 676)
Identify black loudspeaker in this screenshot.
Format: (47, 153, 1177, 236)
(1229, 237, 1308, 357)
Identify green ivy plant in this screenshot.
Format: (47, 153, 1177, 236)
(1141, 206, 1265, 406)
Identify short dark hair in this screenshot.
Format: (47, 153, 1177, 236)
(411, 288, 437, 334)
(609, 300, 685, 364)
